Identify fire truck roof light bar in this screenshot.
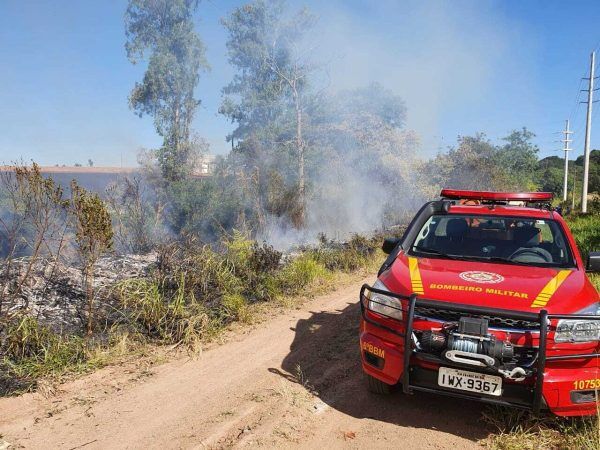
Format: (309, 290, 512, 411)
(440, 189, 553, 203)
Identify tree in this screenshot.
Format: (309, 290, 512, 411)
(105, 176, 165, 253)
(536, 167, 563, 194)
(425, 134, 500, 191)
(125, 0, 208, 181)
(426, 129, 540, 193)
(497, 128, 539, 190)
(0, 163, 70, 316)
(69, 181, 113, 335)
(221, 0, 316, 227)
(298, 83, 423, 233)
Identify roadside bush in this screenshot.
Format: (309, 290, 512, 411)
(587, 197, 600, 215)
(220, 293, 250, 322)
(105, 176, 165, 254)
(157, 237, 241, 304)
(565, 213, 600, 256)
(157, 232, 282, 305)
(244, 242, 282, 302)
(276, 254, 329, 295)
(116, 276, 214, 348)
(1, 315, 88, 380)
(312, 233, 378, 272)
(0, 163, 70, 316)
(116, 233, 284, 347)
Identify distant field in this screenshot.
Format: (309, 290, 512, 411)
(0, 166, 139, 193)
(0, 166, 137, 173)
(0, 165, 210, 193)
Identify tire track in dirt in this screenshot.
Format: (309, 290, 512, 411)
(0, 276, 489, 449)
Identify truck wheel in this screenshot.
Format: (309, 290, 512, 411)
(366, 373, 392, 394)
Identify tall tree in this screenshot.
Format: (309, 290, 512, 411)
(221, 0, 315, 227)
(125, 0, 208, 180)
(497, 127, 539, 189)
(426, 129, 540, 192)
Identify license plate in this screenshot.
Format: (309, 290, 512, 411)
(438, 367, 502, 396)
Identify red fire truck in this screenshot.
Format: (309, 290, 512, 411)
(360, 189, 600, 416)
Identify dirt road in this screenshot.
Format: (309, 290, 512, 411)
(0, 277, 489, 449)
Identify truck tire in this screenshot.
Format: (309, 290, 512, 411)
(366, 373, 392, 394)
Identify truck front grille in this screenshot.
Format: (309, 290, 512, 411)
(414, 306, 540, 331)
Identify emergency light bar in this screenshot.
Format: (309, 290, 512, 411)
(441, 189, 553, 203)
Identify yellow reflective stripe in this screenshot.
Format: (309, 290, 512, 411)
(530, 270, 572, 308)
(408, 256, 425, 295)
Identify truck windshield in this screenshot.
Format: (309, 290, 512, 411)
(410, 214, 575, 267)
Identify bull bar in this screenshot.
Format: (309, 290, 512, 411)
(360, 284, 600, 414)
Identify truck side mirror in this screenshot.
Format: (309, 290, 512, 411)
(382, 238, 401, 255)
(587, 252, 600, 273)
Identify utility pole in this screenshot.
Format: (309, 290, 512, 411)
(561, 119, 573, 202)
(581, 51, 596, 213)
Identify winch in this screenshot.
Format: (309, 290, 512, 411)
(418, 316, 528, 380)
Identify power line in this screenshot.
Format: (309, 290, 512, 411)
(567, 77, 585, 121)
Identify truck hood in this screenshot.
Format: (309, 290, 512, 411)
(381, 253, 597, 314)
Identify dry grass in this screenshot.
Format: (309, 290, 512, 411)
(482, 407, 600, 449)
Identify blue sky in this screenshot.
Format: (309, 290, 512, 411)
(1, 0, 600, 166)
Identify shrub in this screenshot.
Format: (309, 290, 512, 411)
(565, 214, 600, 256)
(0, 162, 69, 315)
(2, 315, 88, 380)
(311, 233, 378, 272)
(276, 254, 328, 295)
(156, 238, 242, 304)
(1, 225, 386, 393)
(221, 293, 249, 322)
(116, 276, 213, 348)
(69, 180, 114, 335)
(105, 176, 164, 254)
(156, 232, 281, 306)
(230, 236, 282, 302)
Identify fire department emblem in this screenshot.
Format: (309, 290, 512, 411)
(459, 271, 504, 284)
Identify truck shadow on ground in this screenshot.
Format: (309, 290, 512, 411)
(271, 301, 492, 442)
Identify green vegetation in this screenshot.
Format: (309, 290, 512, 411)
(125, 0, 208, 181)
(566, 210, 600, 256)
(535, 149, 600, 202)
(69, 180, 114, 335)
(0, 315, 144, 396)
(425, 129, 540, 192)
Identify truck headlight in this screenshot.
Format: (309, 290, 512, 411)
(555, 303, 600, 343)
(366, 280, 403, 320)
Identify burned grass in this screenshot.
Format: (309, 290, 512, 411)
(0, 232, 383, 395)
